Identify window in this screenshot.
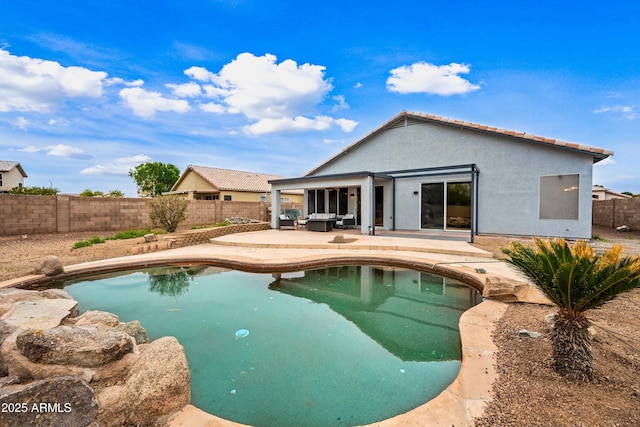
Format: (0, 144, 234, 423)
(539, 174, 579, 220)
(0, 173, 3, 187)
(223, 195, 232, 201)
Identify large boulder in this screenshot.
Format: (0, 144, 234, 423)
(112, 320, 149, 344)
(482, 276, 551, 305)
(16, 326, 134, 367)
(72, 310, 120, 329)
(2, 299, 78, 330)
(0, 375, 98, 427)
(34, 255, 64, 276)
(97, 336, 190, 425)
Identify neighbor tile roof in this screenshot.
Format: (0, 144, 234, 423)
(308, 111, 613, 175)
(0, 160, 27, 177)
(185, 165, 289, 193)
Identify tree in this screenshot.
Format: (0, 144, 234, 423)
(79, 189, 104, 197)
(8, 186, 59, 195)
(503, 238, 640, 381)
(622, 191, 638, 197)
(148, 195, 189, 232)
(129, 162, 180, 197)
(106, 189, 124, 198)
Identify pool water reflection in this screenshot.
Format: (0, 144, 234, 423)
(64, 265, 481, 427)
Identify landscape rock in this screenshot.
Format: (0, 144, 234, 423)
(16, 326, 135, 367)
(112, 320, 149, 344)
(144, 233, 158, 242)
(483, 276, 551, 305)
(2, 299, 78, 330)
(616, 225, 631, 232)
(0, 375, 98, 427)
(72, 310, 120, 329)
(34, 255, 64, 276)
(518, 329, 542, 338)
(97, 336, 190, 426)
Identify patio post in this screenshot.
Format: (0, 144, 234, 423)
(271, 188, 281, 229)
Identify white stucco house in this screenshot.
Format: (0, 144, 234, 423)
(0, 161, 27, 193)
(269, 111, 613, 240)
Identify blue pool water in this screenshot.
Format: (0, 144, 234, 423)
(63, 265, 480, 427)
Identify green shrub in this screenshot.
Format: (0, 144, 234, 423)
(148, 196, 189, 232)
(110, 228, 158, 240)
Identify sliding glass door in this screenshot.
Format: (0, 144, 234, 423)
(421, 183, 445, 229)
(421, 182, 471, 230)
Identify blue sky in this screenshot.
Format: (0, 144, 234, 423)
(1, 0, 639, 196)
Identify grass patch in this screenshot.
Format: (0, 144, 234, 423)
(110, 228, 164, 240)
(591, 234, 611, 242)
(72, 235, 106, 249)
(72, 228, 165, 249)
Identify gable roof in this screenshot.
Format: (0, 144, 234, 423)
(308, 111, 614, 175)
(0, 161, 27, 177)
(172, 165, 290, 193)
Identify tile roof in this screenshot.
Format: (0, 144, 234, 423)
(0, 160, 27, 177)
(179, 165, 289, 193)
(308, 111, 613, 175)
(400, 111, 614, 158)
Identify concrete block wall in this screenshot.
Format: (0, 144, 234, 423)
(593, 198, 640, 230)
(173, 222, 271, 247)
(0, 195, 302, 236)
(0, 195, 57, 235)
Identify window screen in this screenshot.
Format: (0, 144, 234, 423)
(539, 174, 579, 220)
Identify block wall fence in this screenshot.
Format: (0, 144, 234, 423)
(0, 195, 302, 237)
(592, 198, 640, 231)
(3, 195, 637, 237)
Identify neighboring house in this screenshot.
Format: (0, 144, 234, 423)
(169, 165, 303, 203)
(592, 185, 632, 200)
(0, 161, 27, 193)
(270, 111, 613, 239)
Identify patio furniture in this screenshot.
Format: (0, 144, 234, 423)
(278, 214, 296, 229)
(307, 213, 336, 232)
(297, 217, 308, 228)
(336, 214, 356, 229)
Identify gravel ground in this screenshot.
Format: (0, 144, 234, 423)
(2, 226, 640, 426)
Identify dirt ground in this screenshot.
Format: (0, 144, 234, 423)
(1, 225, 640, 426)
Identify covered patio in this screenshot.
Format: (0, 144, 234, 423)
(269, 164, 480, 242)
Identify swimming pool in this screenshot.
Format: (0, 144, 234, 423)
(64, 264, 481, 426)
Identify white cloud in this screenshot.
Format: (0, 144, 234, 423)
(199, 102, 225, 113)
(19, 145, 41, 153)
(166, 82, 202, 98)
(184, 66, 216, 82)
(46, 144, 84, 157)
(593, 105, 637, 120)
(13, 117, 30, 130)
(387, 62, 480, 95)
(119, 87, 191, 118)
(594, 157, 615, 166)
(183, 52, 357, 133)
(209, 53, 333, 120)
(331, 95, 349, 112)
(244, 115, 357, 135)
(105, 77, 144, 87)
(80, 154, 152, 175)
(0, 48, 107, 112)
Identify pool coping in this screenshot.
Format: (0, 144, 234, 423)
(2, 231, 512, 426)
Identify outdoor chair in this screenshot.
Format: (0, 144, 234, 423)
(336, 214, 356, 229)
(278, 214, 296, 229)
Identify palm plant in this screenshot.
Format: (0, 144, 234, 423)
(502, 238, 640, 381)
